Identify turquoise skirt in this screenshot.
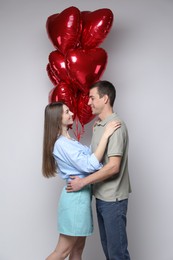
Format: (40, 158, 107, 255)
(58, 185, 93, 236)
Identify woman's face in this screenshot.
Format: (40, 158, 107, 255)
(62, 104, 74, 127)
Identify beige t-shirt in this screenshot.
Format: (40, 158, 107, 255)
(91, 113, 132, 202)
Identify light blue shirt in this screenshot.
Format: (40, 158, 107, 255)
(53, 135, 102, 180)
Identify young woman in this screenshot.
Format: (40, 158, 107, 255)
(42, 102, 121, 260)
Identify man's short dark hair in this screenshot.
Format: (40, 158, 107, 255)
(90, 80, 116, 107)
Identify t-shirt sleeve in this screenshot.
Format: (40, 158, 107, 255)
(107, 127, 125, 157)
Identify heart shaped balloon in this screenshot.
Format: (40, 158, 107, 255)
(49, 82, 77, 118)
(77, 93, 96, 125)
(46, 13, 59, 26)
(81, 8, 114, 49)
(46, 6, 82, 54)
(66, 48, 107, 93)
(46, 63, 60, 86)
(49, 50, 70, 84)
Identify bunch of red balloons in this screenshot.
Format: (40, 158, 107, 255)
(46, 6, 113, 137)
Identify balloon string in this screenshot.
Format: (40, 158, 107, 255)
(76, 117, 80, 140)
(80, 124, 85, 140)
(73, 117, 85, 141)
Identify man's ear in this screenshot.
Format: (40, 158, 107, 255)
(103, 94, 109, 104)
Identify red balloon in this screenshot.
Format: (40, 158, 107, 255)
(81, 11, 91, 21)
(66, 48, 108, 93)
(46, 14, 59, 27)
(46, 6, 82, 54)
(77, 93, 95, 125)
(49, 82, 77, 118)
(49, 50, 70, 84)
(81, 8, 114, 49)
(46, 63, 60, 86)
(48, 51, 78, 93)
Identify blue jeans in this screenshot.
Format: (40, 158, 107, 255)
(96, 198, 130, 260)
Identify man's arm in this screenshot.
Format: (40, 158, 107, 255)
(66, 156, 122, 192)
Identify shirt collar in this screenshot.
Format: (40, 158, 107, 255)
(96, 113, 117, 126)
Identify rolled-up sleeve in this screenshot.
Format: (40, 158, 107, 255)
(53, 138, 102, 173)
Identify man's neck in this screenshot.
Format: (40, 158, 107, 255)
(98, 108, 114, 121)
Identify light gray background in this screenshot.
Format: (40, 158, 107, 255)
(0, 0, 173, 259)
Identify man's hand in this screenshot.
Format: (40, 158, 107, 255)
(66, 176, 84, 192)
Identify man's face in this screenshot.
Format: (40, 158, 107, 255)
(88, 87, 104, 115)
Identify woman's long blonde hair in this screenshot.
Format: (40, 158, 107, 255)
(42, 102, 64, 178)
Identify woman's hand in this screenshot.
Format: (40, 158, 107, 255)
(103, 120, 121, 138)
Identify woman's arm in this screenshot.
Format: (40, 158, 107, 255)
(94, 121, 121, 161)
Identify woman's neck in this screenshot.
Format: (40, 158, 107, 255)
(61, 127, 71, 139)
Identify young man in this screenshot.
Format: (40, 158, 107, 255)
(67, 80, 131, 260)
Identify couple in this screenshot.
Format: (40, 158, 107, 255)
(42, 80, 131, 260)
